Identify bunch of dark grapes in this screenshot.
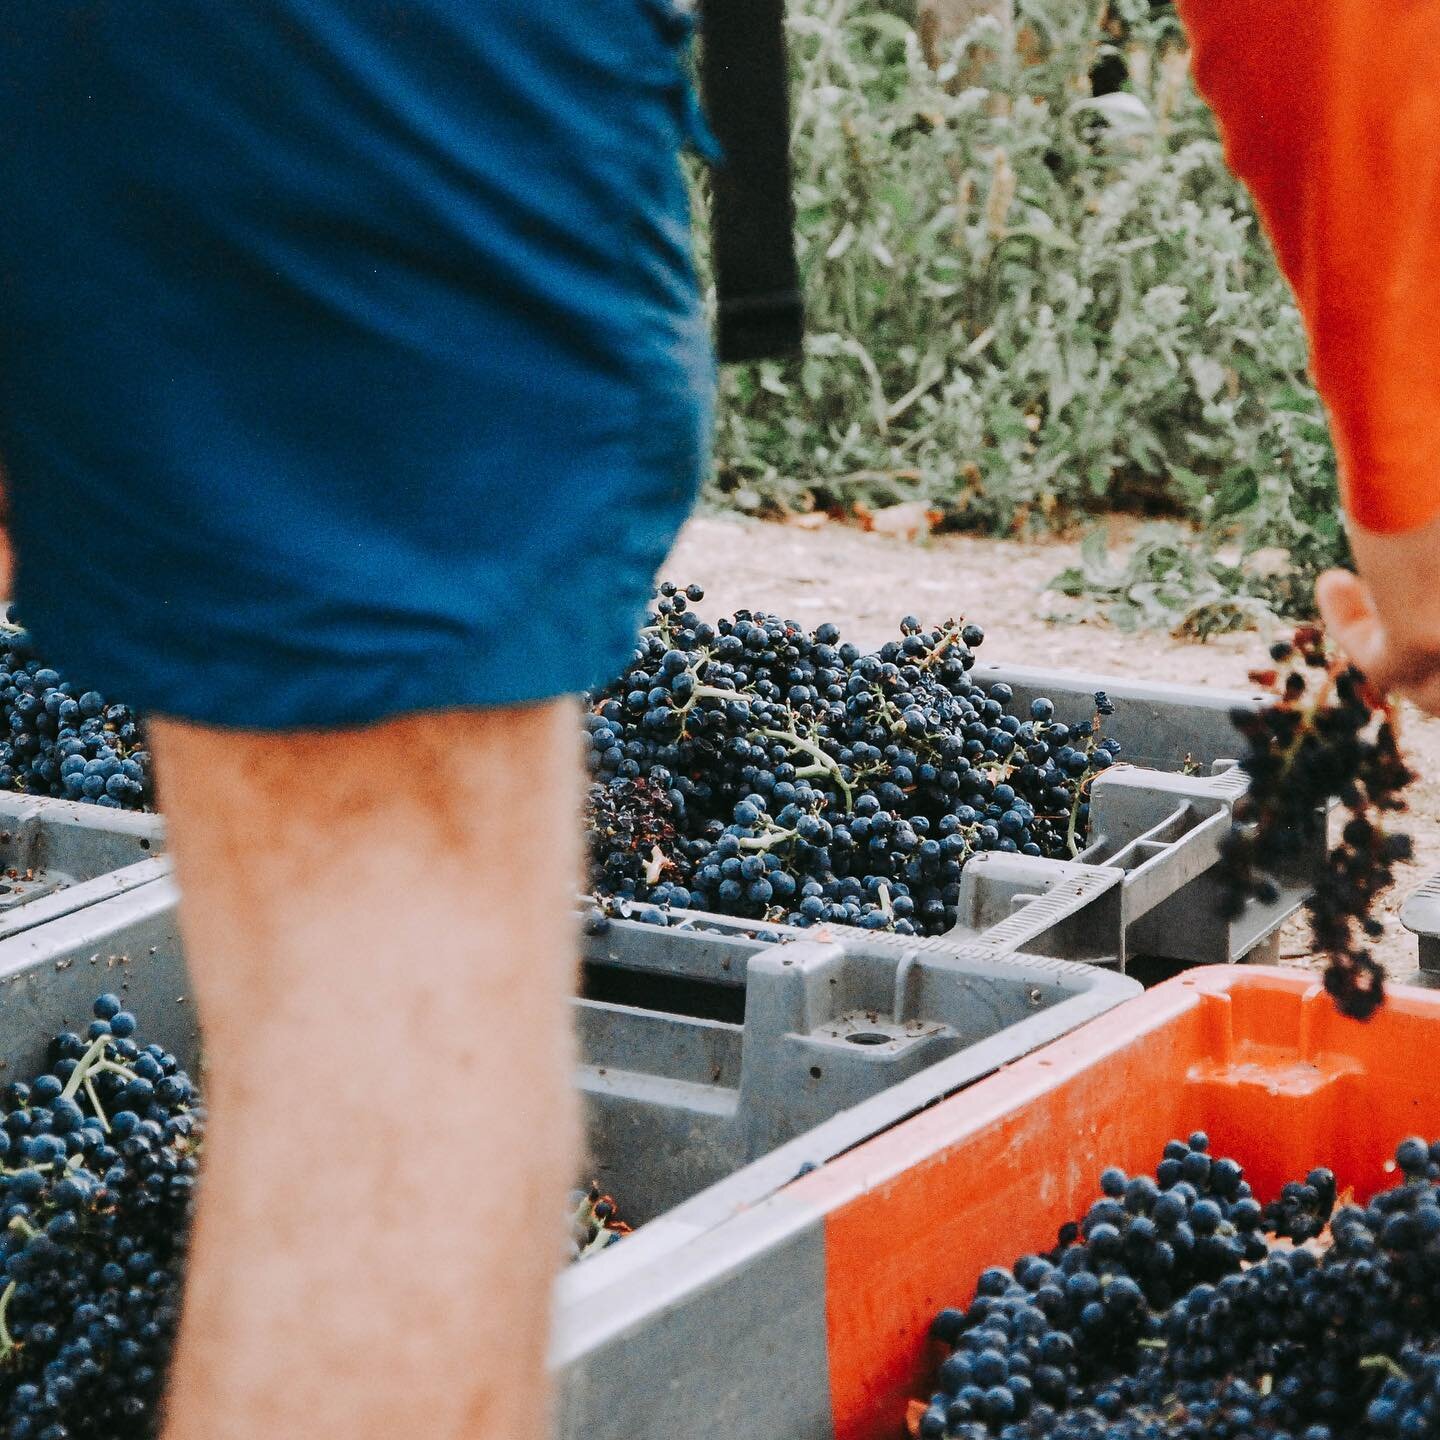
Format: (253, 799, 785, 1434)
(913, 1133, 1440, 1440)
(0, 996, 201, 1439)
(0, 619, 152, 810)
(1217, 625, 1413, 1020)
(587, 775, 682, 902)
(1261, 1167, 1338, 1244)
(583, 584, 1120, 938)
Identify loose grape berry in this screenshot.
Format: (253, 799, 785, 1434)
(568, 1183, 632, 1262)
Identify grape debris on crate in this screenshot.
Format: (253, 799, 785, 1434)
(569, 1183, 631, 1263)
(584, 584, 1121, 939)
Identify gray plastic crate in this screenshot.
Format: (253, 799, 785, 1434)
(579, 927, 1137, 1222)
(0, 879, 1132, 1222)
(0, 794, 166, 942)
(967, 765, 1318, 969)
(556, 938, 1137, 1440)
(0, 875, 1136, 1438)
(590, 664, 1320, 973)
(0, 860, 1141, 1440)
(0, 874, 195, 1080)
(1401, 873, 1440, 979)
(930, 666, 1323, 967)
(966, 665, 1320, 967)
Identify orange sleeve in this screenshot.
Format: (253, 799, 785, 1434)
(1175, 0, 1440, 534)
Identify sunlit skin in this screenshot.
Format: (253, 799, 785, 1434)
(1317, 513, 1440, 719)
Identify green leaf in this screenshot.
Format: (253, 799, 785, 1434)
(850, 11, 917, 47)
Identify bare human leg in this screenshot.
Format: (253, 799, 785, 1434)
(150, 700, 582, 1440)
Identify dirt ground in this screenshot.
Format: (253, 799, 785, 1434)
(665, 512, 1440, 981)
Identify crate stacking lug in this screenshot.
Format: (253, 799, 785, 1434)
(1401, 870, 1440, 975)
(574, 927, 1130, 1226)
(947, 766, 1321, 971)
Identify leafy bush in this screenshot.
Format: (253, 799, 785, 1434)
(701, 0, 1348, 619)
(1048, 524, 1282, 637)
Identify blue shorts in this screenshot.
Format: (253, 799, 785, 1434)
(0, 1, 712, 728)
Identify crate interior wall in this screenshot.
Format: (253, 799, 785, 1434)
(578, 926, 1136, 1222)
(0, 794, 166, 942)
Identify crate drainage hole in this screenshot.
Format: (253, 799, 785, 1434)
(847, 1032, 891, 1046)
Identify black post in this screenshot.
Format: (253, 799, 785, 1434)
(699, 0, 805, 363)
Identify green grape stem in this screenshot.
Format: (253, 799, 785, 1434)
(59, 1033, 115, 1102)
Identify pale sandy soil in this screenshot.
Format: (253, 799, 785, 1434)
(663, 512, 1440, 981)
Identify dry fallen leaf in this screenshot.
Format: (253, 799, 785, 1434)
(856, 501, 941, 543)
(905, 1399, 927, 1439)
(1243, 546, 1292, 580)
(785, 511, 830, 531)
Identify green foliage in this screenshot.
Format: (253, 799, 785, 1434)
(1048, 525, 1277, 637)
(701, 0, 1348, 620)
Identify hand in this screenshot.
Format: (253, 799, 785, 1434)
(1316, 511, 1440, 714)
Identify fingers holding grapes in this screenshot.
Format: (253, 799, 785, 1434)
(1316, 515, 1440, 716)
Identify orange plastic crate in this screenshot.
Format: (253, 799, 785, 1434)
(792, 966, 1440, 1440)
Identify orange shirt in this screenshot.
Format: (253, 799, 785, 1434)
(1176, 0, 1440, 534)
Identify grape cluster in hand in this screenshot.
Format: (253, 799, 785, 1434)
(0, 996, 201, 1439)
(1217, 626, 1413, 1020)
(915, 1133, 1440, 1440)
(584, 585, 1121, 937)
(0, 621, 152, 810)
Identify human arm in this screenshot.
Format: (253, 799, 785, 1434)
(1175, 0, 1440, 704)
